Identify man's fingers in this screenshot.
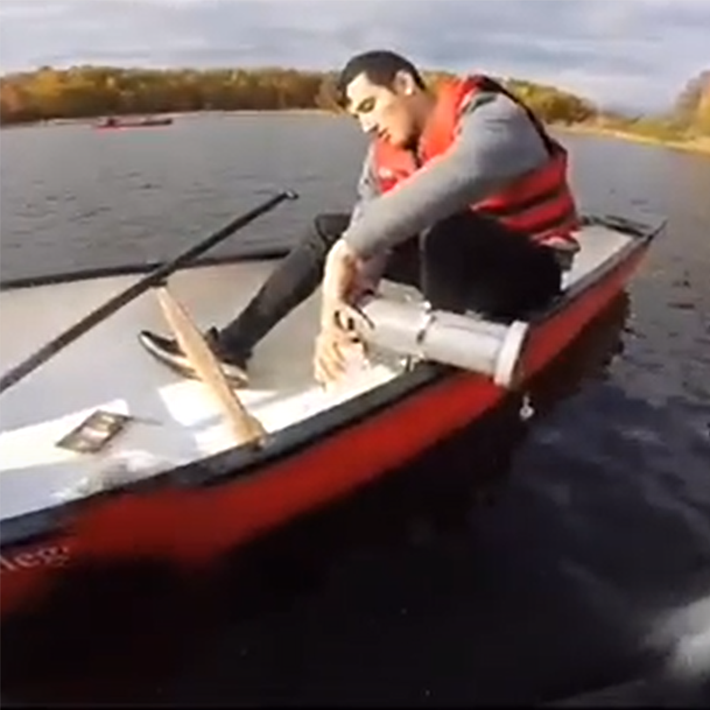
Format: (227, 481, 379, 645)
(314, 323, 372, 388)
(314, 338, 346, 386)
(327, 340, 348, 376)
(316, 350, 337, 384)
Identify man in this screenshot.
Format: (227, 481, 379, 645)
(139, 50, 579, 387)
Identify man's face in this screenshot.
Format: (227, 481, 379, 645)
(345, 71, 417, 148)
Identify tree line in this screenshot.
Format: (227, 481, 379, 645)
(0, 66, 330, 124)
(0, 65, 597, 126)
(3, 64, 708, 138)
(578, 70, 710, 141)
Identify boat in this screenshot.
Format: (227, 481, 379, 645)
(93, 116, 174, 129)
(0, 189, 664, 621)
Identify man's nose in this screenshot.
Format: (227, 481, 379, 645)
(358, 114, 378, 135)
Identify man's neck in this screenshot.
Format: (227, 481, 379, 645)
(406, 90, 437, 151)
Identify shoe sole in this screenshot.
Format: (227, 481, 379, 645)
(137, 332, 249, 388)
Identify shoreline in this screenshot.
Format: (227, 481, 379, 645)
(0, 108, 335, 129)
(553, 123, 710, 156)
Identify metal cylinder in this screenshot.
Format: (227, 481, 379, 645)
(357, 297, 529, 387)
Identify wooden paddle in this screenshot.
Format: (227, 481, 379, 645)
(155, 283, 267, 449)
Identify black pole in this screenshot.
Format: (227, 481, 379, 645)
(0, 189, 298, 395)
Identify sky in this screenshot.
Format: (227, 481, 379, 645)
(0, 0, 708, 112)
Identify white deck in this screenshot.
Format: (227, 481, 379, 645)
(0, 225, 634, 520)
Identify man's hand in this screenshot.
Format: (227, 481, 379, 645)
(313, 324, 366, 387)
(314, 239, 368, 386)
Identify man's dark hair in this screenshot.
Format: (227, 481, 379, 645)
(336, 50, 426, 104)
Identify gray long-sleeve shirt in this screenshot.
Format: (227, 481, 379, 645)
(342, 90, 552, 259)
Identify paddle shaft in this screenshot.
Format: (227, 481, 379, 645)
(0, 190, 298, 395)
(156, 285, 267, 447)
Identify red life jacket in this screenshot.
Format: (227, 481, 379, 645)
(372, 74, 580, 249)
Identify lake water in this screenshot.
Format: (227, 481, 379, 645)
(1, 114, 709, 705)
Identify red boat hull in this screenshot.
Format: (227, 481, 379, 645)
(0, 241, 652, 619)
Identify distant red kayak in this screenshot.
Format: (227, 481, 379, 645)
(94, 117, 174, 129)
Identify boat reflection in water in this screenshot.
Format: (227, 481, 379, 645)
(1, 292, 634, 706)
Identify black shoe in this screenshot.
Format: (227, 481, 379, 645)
(138, 327, 250, 386)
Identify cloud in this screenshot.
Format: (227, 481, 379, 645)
(1, 0, 708, 111)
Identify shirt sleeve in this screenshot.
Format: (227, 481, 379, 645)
(341, 91, 551, 259)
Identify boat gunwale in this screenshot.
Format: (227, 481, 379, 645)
(0, 213, 662, 294)
(0, 215, 663, 550)
(0, 248, 292, 292)
(528, 214, 665, 325)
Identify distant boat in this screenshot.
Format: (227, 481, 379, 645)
(94, 116, 174, 130)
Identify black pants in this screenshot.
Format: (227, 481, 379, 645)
(219, 211, 562, 357)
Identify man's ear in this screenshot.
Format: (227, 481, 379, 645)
(393, 70, 416, 96)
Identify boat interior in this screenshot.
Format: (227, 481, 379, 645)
(0, 221, 640, 520)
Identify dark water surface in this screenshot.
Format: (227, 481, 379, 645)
(1, 115, 709, 706)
